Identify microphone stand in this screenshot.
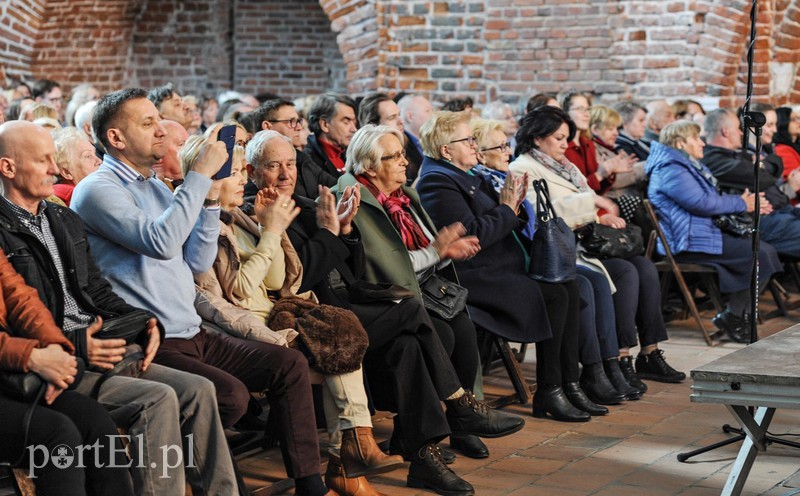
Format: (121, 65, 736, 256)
(677, 0, 800, 462)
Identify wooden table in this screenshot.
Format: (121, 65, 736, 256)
(690, 324, 800, 495)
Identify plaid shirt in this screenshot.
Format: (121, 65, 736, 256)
(1, 196, 94, 333)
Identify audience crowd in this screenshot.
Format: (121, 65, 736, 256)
(1, 71, 797, 496)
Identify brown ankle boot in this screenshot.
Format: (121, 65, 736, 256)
(325, 455, 387, 496)
(339, 427, 406, 478)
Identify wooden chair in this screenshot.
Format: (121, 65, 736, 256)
(477, 328, 534, 408)
(643, 200, 723, 346)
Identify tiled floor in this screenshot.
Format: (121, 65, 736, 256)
(239, 303, 800, 496)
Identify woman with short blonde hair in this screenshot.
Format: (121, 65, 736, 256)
(590, 105, 646, 198)
(659, 120, 701, 149)
(419, 110, 472, 160)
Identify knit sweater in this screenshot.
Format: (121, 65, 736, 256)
(71, 154, 219, 339)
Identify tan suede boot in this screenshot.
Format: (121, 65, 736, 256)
(325, 455, 387, 496)
(339, 427, 405, 477)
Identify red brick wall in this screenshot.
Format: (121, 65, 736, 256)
(0, 0, 797, 108)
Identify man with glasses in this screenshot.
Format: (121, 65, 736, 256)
(32, 79, 64, 120)
(359, 92, 423, 184)
(249, 98, 337, 198)
(306, 93, 359, 178)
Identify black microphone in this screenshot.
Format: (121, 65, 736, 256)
(743, 111, 766, 128)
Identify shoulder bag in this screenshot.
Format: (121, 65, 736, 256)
(528, 179, 577, 283)
(575, 222, 645, 259)
(419, 268, 468, 321)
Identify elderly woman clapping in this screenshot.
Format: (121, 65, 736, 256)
(415, 110, 590, 423)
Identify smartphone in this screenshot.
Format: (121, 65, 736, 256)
(213, 125, 237, 180)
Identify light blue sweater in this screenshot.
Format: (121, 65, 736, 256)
(71, 155, 220, 339)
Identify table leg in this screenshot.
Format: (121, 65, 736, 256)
(721, 405, 776, 496)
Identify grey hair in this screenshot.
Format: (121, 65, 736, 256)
(74, 100, 98, 142)
(246, 129, 292, 166)
(482, 100, 513, 121)
(613, 101, 646, 126)
(308, 93, 357, 135)
(703, 108, 737, 139)
(346, 124, 404, 176)
(52, 126, 87, 171)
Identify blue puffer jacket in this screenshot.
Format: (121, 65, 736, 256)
(646, 142, 746, 256)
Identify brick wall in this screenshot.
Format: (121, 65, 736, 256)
(0, 0, 798, 109)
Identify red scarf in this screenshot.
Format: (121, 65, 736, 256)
(319, 138, 346, 173)
(356, 175, 430, 250)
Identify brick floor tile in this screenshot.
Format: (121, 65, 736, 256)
(487, 456, 566, 476)
(518, 445, 595, 461)
(592, 483, 678, 496)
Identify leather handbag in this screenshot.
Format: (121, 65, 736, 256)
(575, 223, 645, 259)
(419, 269, 468, 321)
(529, 179, 577, 283)
(713, 213, 754, 237)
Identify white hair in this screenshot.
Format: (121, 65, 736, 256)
(246, 130, 293, 166)
(74, 100, 98, 142)
(483, 100, 513, 121)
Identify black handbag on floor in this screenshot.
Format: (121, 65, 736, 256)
(528, 179, 576, 283)
(575, 222, 644, 259)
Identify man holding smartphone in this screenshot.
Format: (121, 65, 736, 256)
(72, 89, 333, 496)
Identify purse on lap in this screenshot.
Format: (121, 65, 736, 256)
(419, 268, 468, 321)
(574, 222, 645, 259)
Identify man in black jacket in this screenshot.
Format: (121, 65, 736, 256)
(702, 108, 800, 257)
(306, 93, 358, 178)
(0, 120, 237, 494)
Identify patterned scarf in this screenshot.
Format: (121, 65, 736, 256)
(528, 147, 591, 193)
(473, 164, 538, 240)
(356, 175, 430, 250)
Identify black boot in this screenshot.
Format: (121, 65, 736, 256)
(563, 382, 608, 416)
(635, 349, 686, 383)
(449, 434, 489, 459)
(445, 390, 525, 438)
(579, 362, 625, 405)
(712, 310, 751, 343)
(603, 358, 643, 400)
(619, 356, 647, 393)
(532, 384, 590, 422)
(407, 444, 475, 495)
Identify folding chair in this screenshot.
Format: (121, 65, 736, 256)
(643, 200, 723, 345)
(477, 327, 534, 408)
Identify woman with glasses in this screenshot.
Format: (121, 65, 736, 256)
(416, 111, 592, 423)
(558, 90, 636, 197)
(333, 123, 514, 461)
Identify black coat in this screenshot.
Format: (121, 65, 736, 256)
(415, 156, 552, 343)
(615, 132, 650, 161)
(0, 200, 144, 328)
(701, 144, 788, 210)
(404, 131, 424, 185)
(305, 135, 345, 181)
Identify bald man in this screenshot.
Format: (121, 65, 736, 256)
(152, 119, 190, 190)
(0, 120, 238, 494)
(397, 94, 434, 183)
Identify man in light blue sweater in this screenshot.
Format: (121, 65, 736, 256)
(72, 89, 330, 496)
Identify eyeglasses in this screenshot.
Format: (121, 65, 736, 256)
(570, 106, 592, 113)
(268, 117, 304, 129)
(381, 150, 407, 162)
(449, 136, 477, 146)
(480, 141, 511, 153)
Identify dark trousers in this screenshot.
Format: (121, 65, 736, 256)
(356, 298, 462, 454)
(154, 329, 320, 479)
(429, 310, 480, 389)
(0, 391, 133, 496)
(601, 256, 669, 348)
(535, 280, 581, 385)
(576, 270, 619, 364)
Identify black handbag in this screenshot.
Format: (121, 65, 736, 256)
(575, 223, 645, 259)
(529, 179, 577, 283)
(420, 269, 468, 321)
(713, 213, 754, 237)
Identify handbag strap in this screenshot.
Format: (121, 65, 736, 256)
(533, 180, 557, 221)
(89, 350, 144, 399)
(7, 382, 46, 467)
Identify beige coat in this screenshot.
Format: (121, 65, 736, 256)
(509, 152, 615, 292)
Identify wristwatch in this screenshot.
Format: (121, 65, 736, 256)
(203, 198, 220, 207)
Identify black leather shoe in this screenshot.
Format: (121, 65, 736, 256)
(389, 436, 456, 465)
(449, 434, 489, 459)
(407, 444, 475, 495)
(635, 349, 686, 383)
(563, 382, 608, 416)
(532, 384, 591, 422)
(580, 362, 625, 405)
(603, 358, 643, 400)
(445, 390, 525, 438)
(438, 445, 456, 464)
(712, 310, 751, 343)
(619, 356, 647, 393)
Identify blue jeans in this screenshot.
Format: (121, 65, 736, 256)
(760, 206, 800, 257)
